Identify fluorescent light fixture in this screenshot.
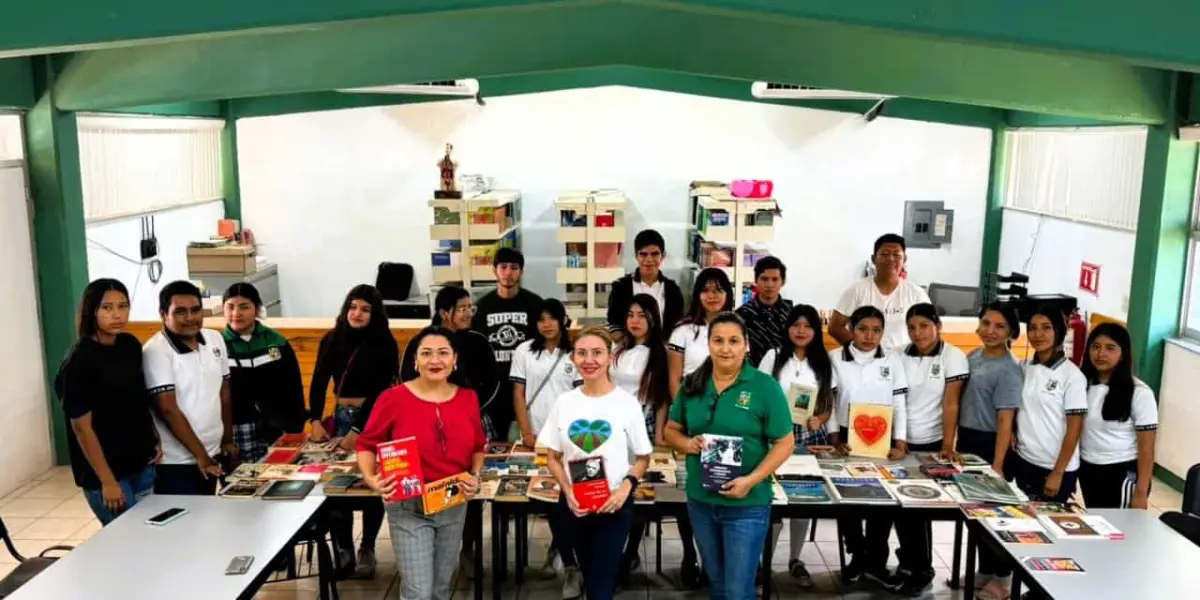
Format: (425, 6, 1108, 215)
(338, 79, 480, 97)
(751, 81, 894, 101)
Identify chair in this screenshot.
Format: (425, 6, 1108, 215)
(1160, 511, 1200, 547)
(1183, 463, 1200, 515)
(0, 515, 73, 598)
(375, 262, 415, 302)
(927, 283, 981, 317)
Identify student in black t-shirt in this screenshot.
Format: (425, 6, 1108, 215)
(471, 248, 542, 441)
(55, 279, 160, 525)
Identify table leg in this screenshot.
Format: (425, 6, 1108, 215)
(473, 502, 485, 600)
(655, 519, 663, 575)
(963, 524, 977, 600)
(515, 513, 526, 586)
(491, 504, 503, 600)
(315, 524, 339, 600)
(1012, 575, 1022, 599)
(761, 517, 776, 600)
(949, 519, 964, 589)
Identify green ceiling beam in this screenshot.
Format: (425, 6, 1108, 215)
(980, 126, 1007, 288)
(54, 4, 1169, 124)
(230, 67, 1002, 127)
(0, 58, 34, 108)
(102, 101, 226, 118)
(1003, 112, 1128, 128)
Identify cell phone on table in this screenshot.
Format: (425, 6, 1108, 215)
(225, 555, 255, 575)
(145, 507, 189, 526)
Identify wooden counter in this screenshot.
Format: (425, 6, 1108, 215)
(127, 315, 1029, 416)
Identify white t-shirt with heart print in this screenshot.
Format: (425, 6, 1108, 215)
(537, 386, 654, 492)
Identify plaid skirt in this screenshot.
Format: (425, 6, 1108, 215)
(792, 423, 829, 449)
(233, 422, 268, 464)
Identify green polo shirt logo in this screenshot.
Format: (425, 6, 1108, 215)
(736, 391, 751, 410)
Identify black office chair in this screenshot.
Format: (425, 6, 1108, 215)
(1160, 511, 1200, 547)
(1183, 463, 1200, 515)
(0, 515, 73, 598)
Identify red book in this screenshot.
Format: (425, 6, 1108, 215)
(568, 457, 610, 512)
(270, 433, 308, 450)
(263, 449, 301, 464)
(378, 437, 424, 503)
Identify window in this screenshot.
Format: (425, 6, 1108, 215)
(1005, 127, 1147, 231)
(1182, 166, 1200, 339)
(0, 112, 23, 161)
(78, 115, 224, 222)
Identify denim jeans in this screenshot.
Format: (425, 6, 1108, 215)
(555, 495, 633, 600)
(154, 462, 219, 496)
(82, 465, 156, 525)
(687, 501, 771, 600)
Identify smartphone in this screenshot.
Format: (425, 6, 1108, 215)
(225, 555, 254, 575)
(146, 507, 189, 526)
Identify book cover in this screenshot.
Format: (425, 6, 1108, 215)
(958, 453, 991, 469)
(700, 434, 743, 491)
(219, 479, 267, 498)
(301, 441, 334, 453)
(510, 443, 537, 455)
(633, 484, 656, 504)
(828, 476, 897, 504)
(920, 463, 961, 481)
(293, 464, 329, 480)
(261, 464, 301, 480)
(333, 478, 375, 496)
(229, 463, 269, 480)
(847, 404, 892, 459)
(845, 462, 881, 477)
(422, 473, 470, 515)
(650, 452, 677, 471)
(879, 465, 913, 480)
(323, 474, 361, 492)
(527, 477, 561, 503)
(1027, 501, 1084, 516)
(263, 448, 301, 464)
(806, 445, 844, 460)
(820, 463, 851, 478)
(295, 452, 335, 466)
(955, 472, 1022, 504)
(1022, 557, 1085, 574)
(262, 479, 316, 500)
(318, 464, 358, 480)
(961, 504, 1035, 520)
(569, 457, 611, 511)
(476, 479, 500, 501)
(495, 476, 531, 502)
(486, 441, 513, 455)
(377, 437, 424, 503)
(1040, 515, 1115, 539)
(914, 452, 944, 466)
(270, 433, 308, 450)
(1080, 516, 1123, 539)
(984, 517, 1049, 533)
(777, 455, 823, 479)
(997, 531, 1053, 545)
(780, 479, 833, 503)
(885, 479, 956, 506)
(788, 382, 817, 426)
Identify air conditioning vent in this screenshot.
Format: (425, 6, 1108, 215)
(751, 81, 893, 101)
(338, 79, 480, 97)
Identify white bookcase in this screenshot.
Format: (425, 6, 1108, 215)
(429, 189, 521, 288)
(555, 190, 628, 319)
(687, 185, 778, 305)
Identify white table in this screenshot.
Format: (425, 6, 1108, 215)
(973, 508, 1200, 599)
(8, 494, 327, 600)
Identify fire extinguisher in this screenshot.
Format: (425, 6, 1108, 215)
(1065, 308, 1087, 366)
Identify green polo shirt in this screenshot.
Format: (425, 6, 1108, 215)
(668, 367, 792, 506)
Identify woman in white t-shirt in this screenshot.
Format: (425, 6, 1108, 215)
(512, 298, 581, 448)
(538, 326, 653, 600)
(613, 294, 673, 582)
(1078, 323, 1157, 509)
(828, 306, 909, 588)
(760, 304, 836, 589)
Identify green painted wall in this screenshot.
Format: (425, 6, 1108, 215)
(53, 4, 1169, 123)
(0, 58, 34, 108)
(221, 110, 241, 222)
(980, 127, 1008, 287)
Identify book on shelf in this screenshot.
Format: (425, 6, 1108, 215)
(1039, 515, 1124, 540)
(847, 404, 892, 459)
(423, 473, 471, 515)
(954, 472, 1022, 505)
(569, 457, 611, 511)
(495, 477, 531, 502)
(997, 531, 1053, 545)
(827, 476, 898, 505)
(219, 479, 268, 499)
(776, 455, 822, 479)
(527, 477, 561, 503)
(1021, 557, 1085, 574)
(378, 437, 424, 503)
(779, 478, 833, 504)
(700, 434, 743, 491)
(884, 479, 957, 506)
(262, 479, 316, 500)
(263, 448, 301, 464)
(269, 433, 308, 450)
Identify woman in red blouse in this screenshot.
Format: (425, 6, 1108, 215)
(357, 326, 487, 600)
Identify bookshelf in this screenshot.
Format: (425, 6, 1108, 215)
(686, 184, 778, 305)
(555, 190, 628, 320)
(429, 190, 522, 289)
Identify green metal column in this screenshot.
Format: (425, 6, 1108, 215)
(24, 56, 88, 464)
(1127, 125, 1197, 395)
(980, 125, 1008, 288)
(220, 102, 241, 222)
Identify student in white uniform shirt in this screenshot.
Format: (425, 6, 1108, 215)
(665, 268, 732, 589)
(759, 304, 836, 589)
(887, 303, 969, 596)
(612, 294, 673, 582)
(828, 306, 909, 588)
(829, 234, 931, 350)
(1078, 323, 1157, 509)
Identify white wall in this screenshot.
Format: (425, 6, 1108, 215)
(0, 162, 53, 497)
(1158, 340, 1200, 481)
(85, 200, 226, 320)
(238, 87, 991, 317)
(997, 210, 1133, 320)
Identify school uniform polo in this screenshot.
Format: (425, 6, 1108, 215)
(1016, 354, 1088, 471)
(668, 367, 792, 506)
(510, 340, 581, 434)
(668, 323, 709, 377)
(758, 348, 837, 446)
(143, 328, 230, 465)
(899, 341, 969, 446)
(1081, 379, 1158, 465)
(828, 345, 908, 441)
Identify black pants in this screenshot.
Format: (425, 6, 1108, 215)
(1078, 459, 1143, 509)
(1008, 453, 1078, 504)
(556, 494, 634, 600)
(837, 427, 890, 571)
(154, 462, 219, 496)
(330, 502, 384, 560)
(956, 427, 1010, 577)
(892, 440, 940, 580)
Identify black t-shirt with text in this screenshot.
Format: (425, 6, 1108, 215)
(471, 288, 543, 377)
(55, 334, 158, 490)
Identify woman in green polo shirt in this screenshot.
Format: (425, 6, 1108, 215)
(663, 312, 794, 600)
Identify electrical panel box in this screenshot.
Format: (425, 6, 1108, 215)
(903, 201, 954, 248)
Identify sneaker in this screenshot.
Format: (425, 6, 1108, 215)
(840, 555, 865, 585)
(978, 578, 1012, 600)
(895, 571, 935, 598)
(789, 559, 814, 589)
(680, 559, 702, 590)
(618, 553, 640, 586)
(352, 547, 376, 580)
(335, 547, 356, 580)
(862, 567, 904, 591)
(562, 565, 583, 599)
(540, 548, 563, 580)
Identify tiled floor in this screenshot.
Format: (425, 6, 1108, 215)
(0, 467, 1185, 599)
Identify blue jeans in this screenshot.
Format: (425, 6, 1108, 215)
(687, 501, 770, 600)
(556, 495, 634, 600)
(83, 465, 156, 525)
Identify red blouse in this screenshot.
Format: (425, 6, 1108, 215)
(356, 384, 487, 483)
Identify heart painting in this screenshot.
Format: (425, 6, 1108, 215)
(853, 414, 888, 447)
(568, 419, 612, 453)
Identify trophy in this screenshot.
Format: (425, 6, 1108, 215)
(435, 143, 462, 199)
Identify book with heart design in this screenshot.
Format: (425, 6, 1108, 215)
(700, 434, 744, 491)
(847, 404, 892, 459)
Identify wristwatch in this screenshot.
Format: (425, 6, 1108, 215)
(624, 474, 639, 489)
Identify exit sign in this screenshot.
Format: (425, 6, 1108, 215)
(1079, 262, 1100, 295)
